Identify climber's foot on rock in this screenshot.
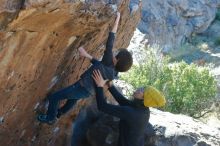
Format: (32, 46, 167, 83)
(37, 114, 56, 125)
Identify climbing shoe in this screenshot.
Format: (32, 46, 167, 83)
(37, 114, 56, 125)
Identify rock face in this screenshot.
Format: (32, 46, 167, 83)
(138, 0, 220, 50)
(0, 1, 141, 146)
(74, 104, 220, 146)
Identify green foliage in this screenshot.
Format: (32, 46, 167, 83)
(120, 47, 217, 117)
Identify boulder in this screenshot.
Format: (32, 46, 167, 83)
(0, 0, 141, 146)
(74, 103, 220, 146)
(138, 0, 220, 50)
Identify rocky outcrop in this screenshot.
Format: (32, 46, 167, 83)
(73, 103, 220, 146)
(138, 0, 220, 50)
(0, 1, 141, 146)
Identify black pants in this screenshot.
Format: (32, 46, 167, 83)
(46, 81, 90, 120)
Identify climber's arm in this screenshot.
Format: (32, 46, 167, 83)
(78, 46, 99, 65)
(101, 12, 120, 66)
(111, 12, 120, 33)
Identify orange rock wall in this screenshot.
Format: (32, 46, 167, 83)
(0, 0, 141, 146)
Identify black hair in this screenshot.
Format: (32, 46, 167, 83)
(115, 48, 133, 72)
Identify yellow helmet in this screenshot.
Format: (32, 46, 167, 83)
(143, 86, 166, 107)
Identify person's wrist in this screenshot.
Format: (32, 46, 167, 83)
(88, 55, 93, 60)
(108, 85, 113, 89)
(106, 81, 113, 88)
(85, 53, 89, 57)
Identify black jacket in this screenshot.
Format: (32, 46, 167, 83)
(95, 85, 150, 146)
(80, 32, 118, 95)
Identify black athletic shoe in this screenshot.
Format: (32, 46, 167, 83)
(37, 114, 56, 125)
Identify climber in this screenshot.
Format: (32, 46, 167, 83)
(37, 12, 133, 125)
(129, 0, 142, 15)
(92, 69, 166, 146)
